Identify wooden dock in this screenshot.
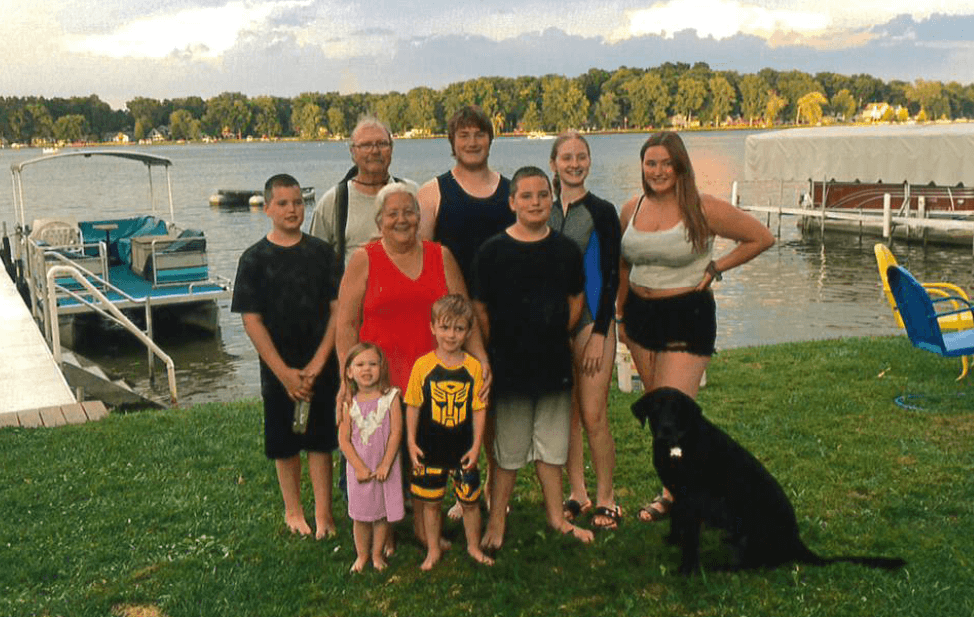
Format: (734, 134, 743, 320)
(734, 180, 974, 252)
(0, 267, 101, 427)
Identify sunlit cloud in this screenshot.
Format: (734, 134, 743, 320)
(614, 0, 829, 42)
(65, 0, 312, 60)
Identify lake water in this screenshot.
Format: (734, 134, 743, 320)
(3, 132, 973, 405)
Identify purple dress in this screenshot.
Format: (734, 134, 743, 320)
(346, 389, 405, 523)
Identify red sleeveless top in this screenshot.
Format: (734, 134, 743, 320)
(359, 240, 448, 391)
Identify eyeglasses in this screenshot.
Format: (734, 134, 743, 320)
(352, 141, 392, 151)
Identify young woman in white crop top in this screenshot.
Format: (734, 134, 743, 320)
(617, 132, 774, 524)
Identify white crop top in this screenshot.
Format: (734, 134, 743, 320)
(621, 219, 714, 289)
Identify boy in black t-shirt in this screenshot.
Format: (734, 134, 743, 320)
(405, 294, 493, 570)
(231, 173, 341, 539)
(472, 166, 594, 551)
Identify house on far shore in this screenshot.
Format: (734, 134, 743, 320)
(102, 131, 133, 144)
(148, 126, 170, 142)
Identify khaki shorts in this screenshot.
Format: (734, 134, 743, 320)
(493, 391, 572, 470)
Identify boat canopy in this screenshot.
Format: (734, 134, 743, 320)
(10, 150, 176, 228)
(744, 124, 974, 185)
(10, 150, 173, 174)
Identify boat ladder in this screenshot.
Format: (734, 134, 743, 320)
(43, 264, 178, 406)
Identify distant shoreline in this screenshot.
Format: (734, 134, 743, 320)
(5, 120, 968, 151)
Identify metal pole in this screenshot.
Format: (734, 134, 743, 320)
(145, 299, 155, 384)
(917, 196, 927, 247)
(883, 194, 892, 240)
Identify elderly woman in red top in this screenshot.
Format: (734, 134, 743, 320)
(335, 182, 490, 550)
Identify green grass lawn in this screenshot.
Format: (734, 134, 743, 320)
(2, 336, 972, 617)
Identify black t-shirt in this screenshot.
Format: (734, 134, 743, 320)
(231, 234, 339, 382)
(471, 231, 584, 397)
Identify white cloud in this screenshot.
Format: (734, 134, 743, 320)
(64, 0, 311, 60)
(616, 0, 829, 41)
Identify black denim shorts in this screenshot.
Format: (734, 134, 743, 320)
(623, 290, 716, 356)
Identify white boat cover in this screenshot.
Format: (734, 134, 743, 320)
(744, 123, 974, 185)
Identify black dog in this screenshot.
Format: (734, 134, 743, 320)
(632, 387, 906, 575)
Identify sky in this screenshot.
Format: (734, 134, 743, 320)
(1, 0, 973, 109)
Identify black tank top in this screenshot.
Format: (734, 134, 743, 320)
(433, 171, 513, 284)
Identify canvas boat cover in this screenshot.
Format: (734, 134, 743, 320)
(744, 123, 974, 185)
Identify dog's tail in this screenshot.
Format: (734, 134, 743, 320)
(796, 545, 906, 570)
(820, 556, 907, 570)
(796, 547, 906, 570)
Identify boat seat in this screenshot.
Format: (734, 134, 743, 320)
(30, 218, 81, 247)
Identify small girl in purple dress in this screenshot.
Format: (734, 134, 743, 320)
(338, 342, 405, 572)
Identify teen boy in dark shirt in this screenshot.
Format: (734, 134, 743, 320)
(232, 173, 341, 539)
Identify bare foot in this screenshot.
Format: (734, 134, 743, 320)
(439, 537, 452, 552)
(559, 522, 594, 544)
(480, 523, 505, 552)
(285, 512, 312, 536)
(446, 500, 463, 521)
(350, 556, 368, 573)
(384, 532, 396, 558)
(372, 555, 388, 571)
(468, 546, 495, 566)
(315, 519, 337, 540)
(420, 547, 442, 571)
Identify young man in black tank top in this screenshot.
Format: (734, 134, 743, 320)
(417, 105, 512, 519)
(417, 105, 513, 283)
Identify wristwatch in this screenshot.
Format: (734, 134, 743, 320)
(706, 260, 722, 282)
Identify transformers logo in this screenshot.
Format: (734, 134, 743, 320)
(430, 380, 470, 427)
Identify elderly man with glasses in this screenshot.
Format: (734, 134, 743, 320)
(310, 116, 417, 267)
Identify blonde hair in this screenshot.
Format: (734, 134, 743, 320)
(431, 293, 474, 328)
(343, 342, 392, 396)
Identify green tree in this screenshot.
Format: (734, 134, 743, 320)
(327, 105, 346, 138)
(169, 109, 202, 140)
(27, 103, 54, 142)
(830, 89, 857, 121)
(708, 75, 736, 126)
(53, 114, 87, 142)
(291, 100, 323, 139)
(796, 91, 828, 125)
(739, 75, 769, 125)
(674, 76, 707, 124)
(520, 103, 542, 132)
(765, 91, 787, 126)
(374, 92, 408, 134)
(592, 91, 621, 129)
(849, 74, 884, 107)
(404, 87, 438, 133)
(541, 75, 589, 131)
(203, 92, 252, 138)
(251, 97, 283, 138)
(126, 97, 163, 133)
(776, 71, 822, 122)
(906, 79, 950, 120)
(622, 72, 669, 128)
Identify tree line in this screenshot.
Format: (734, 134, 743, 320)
(3, 62, 973, 145)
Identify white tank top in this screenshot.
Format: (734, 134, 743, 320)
(621, 214, 713, 289)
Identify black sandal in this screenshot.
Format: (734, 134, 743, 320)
(562, 498, 592, 522)
(637, 494, 673, 523)
(592, 505, 622, 530)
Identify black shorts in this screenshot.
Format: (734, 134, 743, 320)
(623, 290, 716, 357)
(261, 359, 339, 459)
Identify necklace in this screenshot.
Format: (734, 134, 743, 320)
(351, 175, 390, 187)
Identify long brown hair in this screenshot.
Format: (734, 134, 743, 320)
(640, 132, 710, 252)
(549, 130, 591, 199)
